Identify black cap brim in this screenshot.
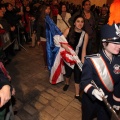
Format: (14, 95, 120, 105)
(102, 38, 120, 44)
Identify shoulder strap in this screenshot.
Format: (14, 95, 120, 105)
(60, 15, 70, 28)
(75, 31, 85, 55)
(90, 56, 114, 92)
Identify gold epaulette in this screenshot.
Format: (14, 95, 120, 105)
(85, 54, 101, 59)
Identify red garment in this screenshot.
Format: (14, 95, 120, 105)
(0, 62, 8, 77)
(0, 28, 6, 47)
(22, 12, 31, 32)
(51, 5, 58, 16)
(0, 29, 6, 34)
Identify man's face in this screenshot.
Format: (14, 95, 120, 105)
(101, 7, 108, 15)
(83, 1, 91, 12)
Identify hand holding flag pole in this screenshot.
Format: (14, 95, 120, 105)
(67, 47, 83, 71)
(91, 80, 120, 120)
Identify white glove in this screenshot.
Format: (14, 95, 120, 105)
(113, 105, 120, 111)
(92, 88, 105, 101)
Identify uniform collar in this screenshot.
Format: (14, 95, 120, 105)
(101, 49, 114, 64)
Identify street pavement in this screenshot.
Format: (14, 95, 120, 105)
(6, 44, 82, 120)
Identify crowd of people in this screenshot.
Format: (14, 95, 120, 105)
(0, 0, 110, 64)
(0, 0, 120, 120)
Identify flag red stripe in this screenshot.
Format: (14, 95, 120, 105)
(60, 50, 76, 65)
(51, 59, 63, 84)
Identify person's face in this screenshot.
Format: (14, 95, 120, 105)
(23, 1, 29, 6)
(1, 7, 6, 14)
(74, 17, 84, 30)
(0, 10, 4, 17)
(7, 4, 13, 11)
(16, 3, 21, 8)
(53, 0, 58, 5)
(62, 5, 66, 12)
(104, 43, 120, 55)
(83, 1, 91, 12)
(26, 6, 30, 12)
(30, 16, 35, 20)
(45, 6, 51, 15)
(101, 7, 107, 15)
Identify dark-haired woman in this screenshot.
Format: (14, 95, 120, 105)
(57, 4, 71, 33)
(62, 15, 88, 101)
(69, 0, 97, 55)
(22, 5, 32, 43)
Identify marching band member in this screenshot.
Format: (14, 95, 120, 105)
(80, 0, 120, 119)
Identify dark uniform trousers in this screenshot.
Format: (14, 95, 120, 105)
(82, 94, 111, 120)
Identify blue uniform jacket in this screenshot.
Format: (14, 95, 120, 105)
(80, 50, 120, 105)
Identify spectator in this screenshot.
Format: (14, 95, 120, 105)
(36, 4, 52, 68)
(29, 14, 37, 48)
(4, 3, 20, 30)
(0, 84, 11, 120)
(0, 25, 6, 62)
(0, 4, 6, 14)
(0, 5, 15, 63)
(0, 62, 15, 120)
(50, 0, 59, 24)
(97, 6, 109, 31)
(96, 6, 109, 51)
(69, 0, 98, 55)
(4, 3, 21, 56)
(57, 4, 71, 33)
(22, 5, 32, 43)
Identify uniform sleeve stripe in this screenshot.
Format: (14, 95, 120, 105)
(113, 95, 120, 102)
(84, 84, 93, 93)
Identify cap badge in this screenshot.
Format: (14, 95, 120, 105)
(115, 24, 120, 37)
